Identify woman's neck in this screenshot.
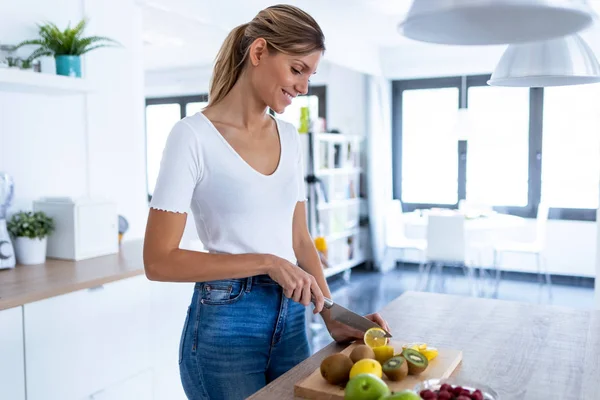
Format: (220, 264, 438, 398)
(206, 73, 270, 131)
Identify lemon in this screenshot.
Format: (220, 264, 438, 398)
(372, 345, 395, 364)
(420, 347, 439, 361)
(349, 358, 383, 379)
(314, 236, 327, 252)
(364, 327, 389, 349)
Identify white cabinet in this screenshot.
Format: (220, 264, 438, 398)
(24, 275, 152, 400)
(150, 281, 194, 400)
(0, 306, 26, 400)
(90, 369, 153, 400)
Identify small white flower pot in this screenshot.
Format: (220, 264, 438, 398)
(14, 236, 47, 265)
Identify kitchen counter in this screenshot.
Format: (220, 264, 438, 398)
(249, 291, 600, 400)
(0, 239, 145, 310)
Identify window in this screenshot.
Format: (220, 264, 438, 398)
(401, 88, 459, 204)
(186, 101, 208, 116)
(145, 104, 181, 195)
(393, 74, 598, 221)
(145, 94, 208, 197)
(466, 86, 530, 207)
(541, 85, 600, 210)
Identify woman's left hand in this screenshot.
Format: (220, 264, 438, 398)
(326, 312, 391, 344)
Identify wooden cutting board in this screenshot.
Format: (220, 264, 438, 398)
(295, 341, 462, 400)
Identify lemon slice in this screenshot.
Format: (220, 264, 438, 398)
(421, 347, 439, 361)
(364, 327, 389, 349)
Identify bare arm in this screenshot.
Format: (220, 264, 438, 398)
(292, 202, 392, 342)
(143, 208, 272, 282)
(292, 202, 330, 314)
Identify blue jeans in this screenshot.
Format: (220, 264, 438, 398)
(179, 274, 311, 399)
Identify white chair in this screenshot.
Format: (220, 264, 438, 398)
(382, 200, 427, 273)
(421, 214, 478, 296)
(491, 202, 552, 299)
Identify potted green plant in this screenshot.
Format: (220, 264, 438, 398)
(7, 211, 55, 265)
(14, 18, 119, 78)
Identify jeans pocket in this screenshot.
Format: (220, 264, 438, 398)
(200, 279, 245, 305)
(178, 306, 191, 365)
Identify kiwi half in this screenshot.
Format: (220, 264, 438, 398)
(320, 353, 353, 385)
(401, 348, 428, 375)
(349, 344, 375, 363)
(382, 356, 409, 381)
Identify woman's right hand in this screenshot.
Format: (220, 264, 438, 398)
(266, 255, 325, 313)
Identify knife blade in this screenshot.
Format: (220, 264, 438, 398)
(319, 297, 392, 338)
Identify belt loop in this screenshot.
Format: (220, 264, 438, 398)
(245, 276, 253, 293)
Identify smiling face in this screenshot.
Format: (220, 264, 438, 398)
(247, 39, 322, 114)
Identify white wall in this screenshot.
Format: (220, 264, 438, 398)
(0, 0, 148, 240)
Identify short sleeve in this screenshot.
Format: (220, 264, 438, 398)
(294, 128, 308, 202)
(150, 119, 202, 213)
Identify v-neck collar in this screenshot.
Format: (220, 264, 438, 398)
(198, 112, 283, 178)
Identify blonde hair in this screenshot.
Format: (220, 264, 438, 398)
(208, 4, 325, 106)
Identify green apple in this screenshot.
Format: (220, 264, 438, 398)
(344, 373, 390, 400)
(379, 390, 420, 400)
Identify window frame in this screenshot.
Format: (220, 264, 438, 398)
(392, 74, 596, 222)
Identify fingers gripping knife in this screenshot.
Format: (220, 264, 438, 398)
(317, 296, 392, 338)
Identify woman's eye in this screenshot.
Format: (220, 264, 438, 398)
(292, 68, 302, 75)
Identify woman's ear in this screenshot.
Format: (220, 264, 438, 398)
(248, 38, 268, 67)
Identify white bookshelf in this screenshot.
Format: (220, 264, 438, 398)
(309, 132, 369, 278)
(0, 68, 92, 95)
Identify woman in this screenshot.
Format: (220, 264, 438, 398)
(143, 4, 390, 399)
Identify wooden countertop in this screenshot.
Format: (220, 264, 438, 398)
(249, 291, 600, 400)
(0, 240, 145, 311)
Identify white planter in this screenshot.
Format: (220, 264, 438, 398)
(14, 237, 47, 265)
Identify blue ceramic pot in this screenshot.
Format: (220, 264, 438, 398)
(55, 55, 81, 77)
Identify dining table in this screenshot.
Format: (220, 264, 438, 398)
(248, 291, 599, 400)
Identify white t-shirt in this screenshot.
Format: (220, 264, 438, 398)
(150, 112, 307, 264)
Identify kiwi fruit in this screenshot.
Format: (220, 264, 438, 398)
(382, 356, 409, 381)
(320, 353, 354, 385)
(349, 344, 376, 363)
(401, 348, 428, 375)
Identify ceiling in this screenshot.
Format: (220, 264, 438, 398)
(141, 0, 600, 78)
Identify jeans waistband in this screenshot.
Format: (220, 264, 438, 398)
(195, 274, 279, 293)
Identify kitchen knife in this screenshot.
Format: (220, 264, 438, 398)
(318, 296, 392, 338)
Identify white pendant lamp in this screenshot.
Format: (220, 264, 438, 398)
(488, 34, 600, 87)
(398, 0, 594, 46)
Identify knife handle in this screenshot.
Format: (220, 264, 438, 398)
(311, 295, 334, 309)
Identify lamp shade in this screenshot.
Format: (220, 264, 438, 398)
(398, 0, 594, 46)
(488, 34, 600, 87)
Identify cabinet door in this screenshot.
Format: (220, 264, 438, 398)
(0, 306, 26, 400)
(150, 281, 194, 400)
(91, 369, 153, 400)
(24, 275, 152, 400)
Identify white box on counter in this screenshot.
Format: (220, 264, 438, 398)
(33, 197, 118, 261)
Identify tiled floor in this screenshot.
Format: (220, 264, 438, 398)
(307, 264, 596, 354)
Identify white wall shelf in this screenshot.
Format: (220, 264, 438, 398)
(308, 131, 370, 279)
(0, 68, 92, 95)
(326, 227, 361, 242)
(316, 167, 362, 176)
(317, 198, 361, 210)
(324, 256, 366, 278)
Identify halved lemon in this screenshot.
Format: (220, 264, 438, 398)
(363, 327, 389, 349)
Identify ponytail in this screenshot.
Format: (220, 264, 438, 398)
(208, 23, 250, 106)
(207, 5, 325, 107)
